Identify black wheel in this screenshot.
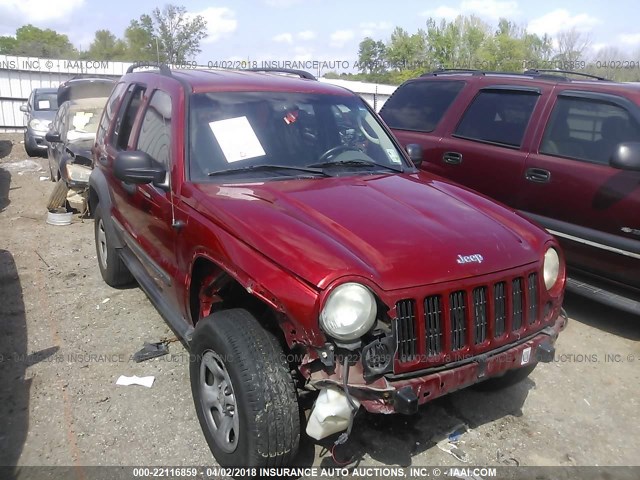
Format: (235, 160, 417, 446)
(190, 308, 300, 468)
(474, 363, 537, 391)
(46, 180, 68, 211)
(93, 206, 133, 287)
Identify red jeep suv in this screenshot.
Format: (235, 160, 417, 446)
(89, 64, 566, 468)
(381, 69, 640, 314)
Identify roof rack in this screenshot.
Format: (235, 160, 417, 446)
(421, 68, 482, 77)
(420, 67, 611, 82)
(64, 73, 115, 81)
(243, 68, 317, 81)
(523, 69, 610, 81)
(126, 62, 171, 76)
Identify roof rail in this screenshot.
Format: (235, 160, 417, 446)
(64, 73, 114, 81)
(243, 68, 317, 81)
(126, 62, 171, 76)
(421, 68, 482, 77)
(523, 69, 610, 81)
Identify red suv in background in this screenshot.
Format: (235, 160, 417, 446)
(89, 64, 566, 468)
(381, 69, 640, 314)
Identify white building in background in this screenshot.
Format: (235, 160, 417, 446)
(0, 55, 397, 132)
(318, 78, 397, 111)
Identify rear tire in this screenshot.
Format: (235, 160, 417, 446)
(190, 308, 300, 468)
(474, 363, 537, 391)
(93, 206, 133, 287)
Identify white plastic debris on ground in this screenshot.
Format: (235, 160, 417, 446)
(2, 160, 43, 173)
(435, 423, 470, 462)
(116, 375, 155, 388)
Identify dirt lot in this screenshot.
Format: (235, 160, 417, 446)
(1, 132, 639, 479)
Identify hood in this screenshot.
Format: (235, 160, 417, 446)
(67, 137, 95, 158)
(32, 110, 56, 122)
(188, 172, 547, 291)
(57, 78, 115, 104)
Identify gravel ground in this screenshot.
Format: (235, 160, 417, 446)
(0, 133, 639, 479)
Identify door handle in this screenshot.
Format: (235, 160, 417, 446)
(443, 152, 463, 165)
(525, 168, 551, 183)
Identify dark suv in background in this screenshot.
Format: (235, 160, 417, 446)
(381, 69, 640, 314)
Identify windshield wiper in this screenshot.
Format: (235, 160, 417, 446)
(307, 159, 403, 173)
(208, 164, 329, 177)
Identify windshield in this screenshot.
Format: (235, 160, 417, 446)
(34, 92, 58, 111)
(188, 91, 407, 181)
(65, 104, 104, 141)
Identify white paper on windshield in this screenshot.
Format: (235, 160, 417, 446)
(38, 100, 50, 109)
(387, 148, 402, 164)
(208, 116, 266, 163)
(72, 112, 93, 130)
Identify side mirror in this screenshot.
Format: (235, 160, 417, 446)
(610, 142, 640, 172)
(406, 144, 423, 167)
(19, 104, 28, 113)
(45, 131, 62, 143)
(114, 150, 166, 185)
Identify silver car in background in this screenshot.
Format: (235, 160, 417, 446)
(20, 87, 58, 157)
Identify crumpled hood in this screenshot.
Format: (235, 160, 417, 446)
(189, 173, 546, 290)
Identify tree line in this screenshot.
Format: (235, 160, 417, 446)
(329, 15, 640, 84)
(1, 10, 639, 84)
(0, 4, 207, 64)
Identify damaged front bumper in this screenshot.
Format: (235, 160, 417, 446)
(307, 313, 567, 426)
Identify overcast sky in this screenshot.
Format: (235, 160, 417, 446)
(0, 0, 638, 64)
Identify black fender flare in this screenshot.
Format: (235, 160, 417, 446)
(88, 168, 125, 249)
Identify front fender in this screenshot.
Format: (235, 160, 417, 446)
(179, 212, 325, 349)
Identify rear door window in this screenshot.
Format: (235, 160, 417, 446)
(540, 96, 640, 165)
(380, 80, 465, 132)
(454, 90, 539, 148)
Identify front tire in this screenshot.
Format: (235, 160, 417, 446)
(190, 309, 300, 468)
(93, 206, 133, 287)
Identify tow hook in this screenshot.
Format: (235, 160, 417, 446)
(393, 385, 418, 415)
(537, 340, 555, 363)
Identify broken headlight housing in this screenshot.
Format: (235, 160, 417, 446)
(66, 163, 92, 183)
(319, 282, 376, 342)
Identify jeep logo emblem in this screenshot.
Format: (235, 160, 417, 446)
(457, 254, 484, 264)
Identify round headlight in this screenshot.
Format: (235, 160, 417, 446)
(29, 118, 45, 131)
(543, 247, 560, 290)
(319, 283, 377, 342)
